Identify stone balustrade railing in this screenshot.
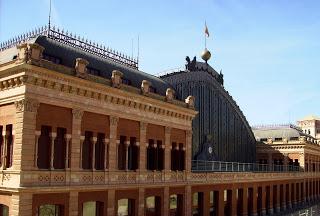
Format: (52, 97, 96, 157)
(1, 170, 320, 189)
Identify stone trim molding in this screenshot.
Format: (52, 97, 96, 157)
(0, 68, 196, 124)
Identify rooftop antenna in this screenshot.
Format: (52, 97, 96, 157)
(48, 0, 52, 32)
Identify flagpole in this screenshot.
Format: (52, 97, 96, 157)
(204, 21, 207, 49)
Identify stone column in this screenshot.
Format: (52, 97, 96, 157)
(14, 98, 39, 171)
(203, 190, 210, 216)
(163, 187, 169, 216)
(185, 130, 192, 173)
(65, 134, 71, 169)
(185, 185, 192, 216)
(69, 191, 78, 216)
(282, 184, 286, 210)
(217, 189, 225, 216)
(107, 189, 115, 216)
(269, 185, 274, 215)
(71, 108, 83, 170)
(261, 186, 266, 216)
(92, 136, 97, 170)
(231, 189, 238, 216)
(0, 130, 6, 169)
(138, 187, 145, 216)
(109, 116, 119, 171)
(243, 188, 248, 216)
(34, 131, 40, 169)
(139, 122, 147, 171)
(292, 183, 297, 208)
(287, 183, 292, 209)
(276, 185, 281, 212)
(252, 187, 258, 216)
(50, 132, 56, 169)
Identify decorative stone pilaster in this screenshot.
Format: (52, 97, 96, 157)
(138, 187, 145, 216)
(261, 186, 267, 216)
(184, 185, 192, 216)
(70, 108, 83, 171)
(185, 96, 195, 109)
(14, 98, 39, 171)
(141, 80, 151, 95)
(139, 122, 147, 171)
(185, 130, 192, 174)
(75, 58, 89, 79)
(109, 116, 119, 171)
(164, 127, 171, 172)
(111, 70, 123, 88)
(69, 191, 79, 216)
(163, 187, 170, 216)
(165, 88, 175, 102)
(107, 189, 115, 216)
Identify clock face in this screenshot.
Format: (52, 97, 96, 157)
(208, 146, 213, 154)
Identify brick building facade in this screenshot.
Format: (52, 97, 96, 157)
(1, 27, 320, 216)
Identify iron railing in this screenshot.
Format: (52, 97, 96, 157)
(0, 25, 138, 69)
(192, 160, 302, 172)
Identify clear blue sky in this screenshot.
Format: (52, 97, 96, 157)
(1, 0, 320, 125)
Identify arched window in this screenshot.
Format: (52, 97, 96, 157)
(37, 126, 51, 169)
(82, 201, 104, 216)
(5, 125, 13, 168)
(82, 131, 93, 169)
(53, 127, 67, 169)
(95, 133, 105, 170)
(0, 204, 9, 216)
(118, 136, 127, 170)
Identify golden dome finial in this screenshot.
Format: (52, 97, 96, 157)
(201, 48, 211, 63)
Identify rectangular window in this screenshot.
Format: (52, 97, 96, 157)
(54, 127, 67, 169)
(5, 124, 13, 168)
(0, 126, 3, 167)
(37, 125, 52, 169)
(95, 133, 105, 170)
(118, 136, 127, 170)
(82, 131, 93, 170)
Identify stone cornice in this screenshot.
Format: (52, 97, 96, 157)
(0, 64, 197, 124)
